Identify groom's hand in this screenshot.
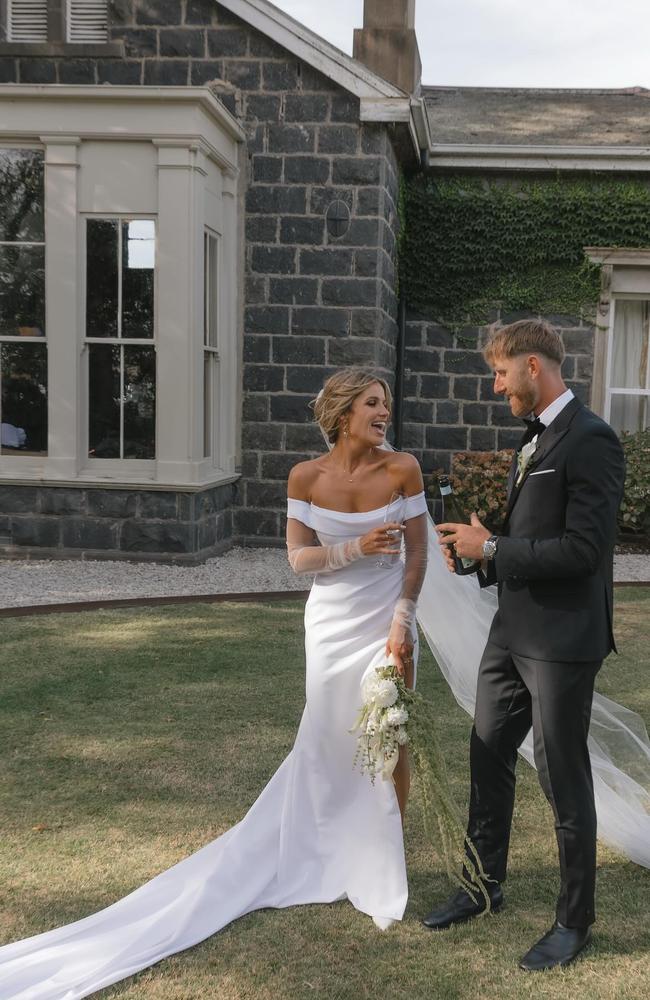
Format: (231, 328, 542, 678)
(436, 513, 490, 563)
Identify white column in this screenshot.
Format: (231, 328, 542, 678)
(42, 136, 81, 479)
(154, 141, 206, 485)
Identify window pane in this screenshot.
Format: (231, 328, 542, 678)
(122, 220, 154, 339)
(87, 219, 118, 338)
(1, 341, 47, 455)
(611, 300, 650, 390)
(203, 353, 211, 458)
(89, 343, 120, 458)
(204, 233, 218, 348)
(610, 394, 649, 435)
(123, 346, 155, 459)
(0, 149, 44, 243)
(0, 245, 46, 337)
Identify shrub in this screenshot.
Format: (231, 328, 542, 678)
(428, 451, 513, 533)
(427, 431, 650, 541)
(619, 429, 650, 536)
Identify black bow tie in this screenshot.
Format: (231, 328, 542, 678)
(520, 416, 546, 447)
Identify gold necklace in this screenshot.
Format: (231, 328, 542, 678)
(334, 448, 375, 483)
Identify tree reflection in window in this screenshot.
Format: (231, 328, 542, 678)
(0, 342, 47, 454)
(86, 218, 156, 459)
(0, 149, 47, 456)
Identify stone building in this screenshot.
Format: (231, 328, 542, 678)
(0, 0, 648, 560)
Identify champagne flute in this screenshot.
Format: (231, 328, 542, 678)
(375, 491, 406, 569)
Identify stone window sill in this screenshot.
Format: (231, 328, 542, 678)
(0, 41, 124, 58)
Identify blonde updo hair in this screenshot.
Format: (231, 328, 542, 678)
(313, 367, 392, 444)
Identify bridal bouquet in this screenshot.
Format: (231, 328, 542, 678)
(352, 663, 491, 906)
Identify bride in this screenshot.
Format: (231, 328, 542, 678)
(0, 367, 429, 999)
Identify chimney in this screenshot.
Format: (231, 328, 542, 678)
(353, 0, 421, 95)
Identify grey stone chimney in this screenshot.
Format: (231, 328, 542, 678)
(353, 0, 422, 95)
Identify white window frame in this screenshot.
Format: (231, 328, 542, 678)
(604, 294, 650, 432)
(82, 212, 157, 477)
(0, 141, 48, 471)
(202, 227, 220, 465)
(0, 85, 243, 490)
(586, 248, 650, 428)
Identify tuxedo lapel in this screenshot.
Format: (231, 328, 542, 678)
(503, 398, 583, 526)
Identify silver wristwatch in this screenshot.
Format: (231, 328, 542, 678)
(482, 535, 499, 561)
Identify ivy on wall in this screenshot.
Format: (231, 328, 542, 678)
(401, 174, 650, 325)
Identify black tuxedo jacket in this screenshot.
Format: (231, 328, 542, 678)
(479, 398, 625, 662)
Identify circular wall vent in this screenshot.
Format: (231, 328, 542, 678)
(326, 199, 351, 239)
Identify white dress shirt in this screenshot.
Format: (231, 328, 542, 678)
(535, 388, 575, 429)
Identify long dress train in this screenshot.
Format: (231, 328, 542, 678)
(0, 492, 428, 1000)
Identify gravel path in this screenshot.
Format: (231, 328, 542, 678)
(0, 549, 647, 610)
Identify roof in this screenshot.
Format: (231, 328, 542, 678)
(218, 0, 405, 101)
(216, 0, 425, 152)
(422, 86, 650, 147)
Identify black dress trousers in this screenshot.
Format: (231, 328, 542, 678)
(466, 640, 601, 928)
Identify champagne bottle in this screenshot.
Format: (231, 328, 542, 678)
(438, 475, 481, 576)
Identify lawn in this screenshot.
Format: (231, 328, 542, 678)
(1, 590, 649, 1000)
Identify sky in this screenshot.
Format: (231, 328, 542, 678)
(271, 0, 650, 89)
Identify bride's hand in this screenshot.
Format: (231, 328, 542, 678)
(385, 624, 414, 685)
(359, 522, 404, 556)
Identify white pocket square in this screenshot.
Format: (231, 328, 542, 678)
(528, 469, 556, 477)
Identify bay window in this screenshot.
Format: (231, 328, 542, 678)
(0, 86, 242, 489)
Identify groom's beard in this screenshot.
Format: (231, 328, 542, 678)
(506, 376, 538, 419)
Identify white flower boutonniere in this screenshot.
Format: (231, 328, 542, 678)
(516, 436, 538, 486)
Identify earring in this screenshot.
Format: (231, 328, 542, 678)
(343, 421, 349, 438)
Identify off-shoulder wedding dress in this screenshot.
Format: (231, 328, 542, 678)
(0, 492, 429, 1000)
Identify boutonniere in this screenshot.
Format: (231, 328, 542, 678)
(515, 437, 538, 486)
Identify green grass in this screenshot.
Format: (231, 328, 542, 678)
(1, 591, 649, 999)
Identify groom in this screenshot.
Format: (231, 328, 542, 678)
(425, 320, 625, 971)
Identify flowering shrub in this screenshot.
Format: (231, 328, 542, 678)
(428, 433, 649, 541)
(619, 429, 650, 536)
(429, 450, 513, 533)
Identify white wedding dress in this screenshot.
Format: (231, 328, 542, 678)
(0, 492, 428, 1000)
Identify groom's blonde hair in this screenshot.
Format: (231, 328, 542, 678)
(313, 367, 392, 444)
(484, 319, 565, 367)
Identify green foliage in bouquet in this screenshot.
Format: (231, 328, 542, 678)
(618, 429, 650, 536)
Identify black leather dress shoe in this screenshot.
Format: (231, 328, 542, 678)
(422, 884, 503, 930)
(519, 921, 592, 971)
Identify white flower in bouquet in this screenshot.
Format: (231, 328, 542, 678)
(375, 679, 398, 708)
(352, 667, 407, 782)
(361, 674, 380, 702)
(386, 706, 409, 727)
